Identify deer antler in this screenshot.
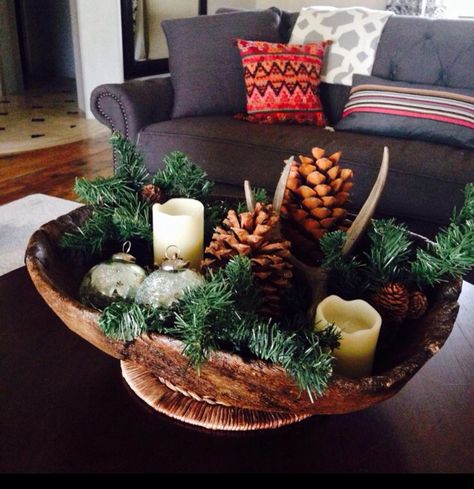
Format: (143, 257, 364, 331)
(244, 180, 256, 213)
(287, 148, 390, 317)
(273, 157, 294, 213)
(243, 148, 390, 318)
(342, 146, 389, 256)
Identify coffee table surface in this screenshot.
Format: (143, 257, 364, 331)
(1, 267, 473, 473)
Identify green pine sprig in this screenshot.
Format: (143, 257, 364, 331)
(364, 219, 413, 288)
(153, 151, 214, 200)
(320, 230, 368, 296)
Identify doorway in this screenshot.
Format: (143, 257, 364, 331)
(15, 0, 76, 92)
(0, 0, 109, 156)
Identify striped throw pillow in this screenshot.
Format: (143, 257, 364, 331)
(336, 75, 474, 150)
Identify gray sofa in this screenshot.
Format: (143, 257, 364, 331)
(91, 10, 474, 237)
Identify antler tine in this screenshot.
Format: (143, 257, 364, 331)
(342, 146, 390, 257)
(244, 180, 256, 213)
(273, 157, 294, 214)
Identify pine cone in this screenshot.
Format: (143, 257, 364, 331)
(141, 184, 165, 204)
(202, 203, 293, 318)
(371, 282, 409, 321)
(281, 147, 353, 262)
(407, 290, 428, 320)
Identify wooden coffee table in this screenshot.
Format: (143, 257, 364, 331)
(1, 266, 473, 473)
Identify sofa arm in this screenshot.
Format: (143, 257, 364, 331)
(90, 76, 174, 142)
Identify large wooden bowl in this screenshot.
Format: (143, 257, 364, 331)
(25, 206, 462, 431)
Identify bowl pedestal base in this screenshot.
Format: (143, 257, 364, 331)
(121, 361, 311, 431)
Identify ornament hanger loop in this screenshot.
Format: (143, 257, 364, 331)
(123, 241, 132, 254)
(165, 245, 181, 260)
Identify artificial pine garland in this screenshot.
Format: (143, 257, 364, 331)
(100, 256, 340, 397)
(63, 133, 340, 397)
(61, 133, 225, 254)
(321, 183, 474, 297)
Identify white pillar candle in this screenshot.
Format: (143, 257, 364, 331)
(315, 295, 382, 378)
(152, 198, 204, 270)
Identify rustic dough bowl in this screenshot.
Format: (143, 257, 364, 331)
(25, 206, 462, 431)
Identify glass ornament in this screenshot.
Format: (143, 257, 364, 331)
(79, 242, 147, 310)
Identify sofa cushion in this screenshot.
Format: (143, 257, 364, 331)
(137, 116, 473, 226)
(372, 16, 474, 89)
(235, 39, 328, 125)
(337, 75, 474, 150)
(162, 10, 281, 119)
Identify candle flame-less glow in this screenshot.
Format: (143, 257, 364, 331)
(315, 295, 382, 378)
(152, 199, 204, 270)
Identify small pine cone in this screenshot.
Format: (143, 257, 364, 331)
(141, 184, 165, 204)
(407, 291, 429, 320)
(371, 282, 409, 321)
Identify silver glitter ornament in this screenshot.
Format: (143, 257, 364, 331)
(135, 246, 204, 308)
(79, 242, 147, 310)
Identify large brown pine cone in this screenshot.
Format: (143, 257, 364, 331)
(371, 282, 410, 321)
(281, 147, 353, 262)
(202, 203, 293, 318)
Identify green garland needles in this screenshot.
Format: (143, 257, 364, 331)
(100, 256, 340, 397)
(62, 134, 340, 397)
(320, 183, 474, 295)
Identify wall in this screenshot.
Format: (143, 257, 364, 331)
(256, 0, 387, 10)
(0, 0, 23, 95)
(208, 0, 257, 14)
(70, 0, 124, 118)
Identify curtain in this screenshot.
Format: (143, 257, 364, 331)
(133, 0, 148, 61)
(386, 0, 447, 18)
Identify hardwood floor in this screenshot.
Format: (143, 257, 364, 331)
(0, 134, 113, 205)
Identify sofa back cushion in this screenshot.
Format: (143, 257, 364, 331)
(162, 10, 281, 119)
(372, 16, 474, 90)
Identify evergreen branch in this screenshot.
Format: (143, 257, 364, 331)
(223, 255, 262, 310)
(111, 132, 150, 188)
(221, 313, 339, 397)
(74, 176, 133, 207)
(99, 302, 151, 342)
(411, 221, 474, 286)
(153, 151, 214, 200)
(452, 183, 474, 225)
(60, 207, 117, 255)
(169, 272, 234, 369)
(411, 184, 474, 286)
(112, 194, 153, 242)
(365, 219, 413, 287)
(320, 231, 368, 295)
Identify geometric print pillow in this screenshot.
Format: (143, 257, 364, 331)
(235, 39, 329, 126)
(336, 75, 474, 150)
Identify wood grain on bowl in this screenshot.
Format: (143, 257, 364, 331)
(25, 206, 462, 429)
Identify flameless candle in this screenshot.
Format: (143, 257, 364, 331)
(315, 295, 382, 378)
(152, 199, 204, 270)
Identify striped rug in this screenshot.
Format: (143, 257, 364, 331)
(342, 84, 474, 130)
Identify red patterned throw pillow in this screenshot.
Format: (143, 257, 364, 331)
(235, 39, 328, 125)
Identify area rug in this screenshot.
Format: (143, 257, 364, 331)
(0, 194, 82, 276)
